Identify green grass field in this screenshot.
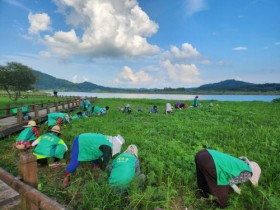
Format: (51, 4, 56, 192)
(1, 98, 280, 210)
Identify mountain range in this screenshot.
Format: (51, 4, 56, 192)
(33, 70, 280, 93)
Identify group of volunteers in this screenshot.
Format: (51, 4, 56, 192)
(15, 97, 145, 193)
(119, 96, 202, 115)
(15, 95, 261, 208)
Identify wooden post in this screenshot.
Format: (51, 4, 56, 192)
(34, 105, 39, 118)
(19, 153, 38, 210)
(17, 107, 22, 124)
(46, 103, 50, 114)
(62, 101, 65, 109)
(55, 101, 58, 111)
(67, 100, 70, 111)
(0, 168, 66, 210)
(6, 104, 11, 115)
(41, 101, 44, 108)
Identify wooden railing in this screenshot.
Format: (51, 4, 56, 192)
(0, 96, 98, 121)
(0, 153, 66, 210)
(0, 96, 98, 138)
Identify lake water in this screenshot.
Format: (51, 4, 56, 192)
(51, 92, 279, 102)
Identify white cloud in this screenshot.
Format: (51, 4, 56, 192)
(28, 13, 51, 34)
(39, 51, 51, 57)
(161, 60, 201, 83)
(184, 0, 207, 16)
(113, 66, 152, 86)
(274, 42, 280, 45)
(4, 0, 30, 11)
(170, 43, 200, 59)
(234, 76, 242, 81)
(83, 76, 89, 82)
(72, 75, 78, 83)
(232, 46, 248, 51)
(163, 42, 210, 65)
(43, 0, 159, 58)
(72, 74, 89, 83)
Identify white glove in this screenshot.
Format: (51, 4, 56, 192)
(231, 184, 241, 194)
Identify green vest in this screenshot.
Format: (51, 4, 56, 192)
(193, 98, 198, 106)
(92, 106, 100, 115)
(109, 153, 137, 189)
(72, 112, 86, 120)
(78, 133, 112, 161)
(207, 149, 252, 185)
(47, 113, 67, 126)
(33, 133, 66, 159)
(16, 127, 37, 142)
(84, 100, 91, 112)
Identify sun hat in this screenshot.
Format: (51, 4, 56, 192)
(111, 135, 125, 156)
(248, 161, 261, 186)
(49, 125, 61, 134)
(125, 144, 138, 157)
(23, 120, 39, 127)
(195, 96, 199, 98)
(16, 144, 25, 150)
(239, 156, 261, 185)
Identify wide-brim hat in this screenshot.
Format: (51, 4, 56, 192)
(49, 125, 62, 134)
(125, 144, 138, 157)
(16, 144, 25, 150)
(23, 120, 39, 127)
(112, 135, 125, 156)
(249, 161, 261, 186)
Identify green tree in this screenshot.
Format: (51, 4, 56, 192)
(0, 62, 37, 101)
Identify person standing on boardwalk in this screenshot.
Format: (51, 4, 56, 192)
(195, 149, 261, 208)
(47, 112, 70, 127)
(63, 133, 125, 187)
(109, 145, 145, 192)
(15, 120, 40, 150)
(32, 125, 68, 168)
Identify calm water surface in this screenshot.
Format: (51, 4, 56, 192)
(52, 92, 279, 102)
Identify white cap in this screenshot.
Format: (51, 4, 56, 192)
(111, 135, 125, 156)
(249, 161, 261, 186)
(125, 144, 138, 157)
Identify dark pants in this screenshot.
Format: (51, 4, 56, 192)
(37, 157, 60, 166)
(195, 149, 229, 208)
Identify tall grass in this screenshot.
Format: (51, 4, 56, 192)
(0, 98, 279, 209)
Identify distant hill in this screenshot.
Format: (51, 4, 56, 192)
(32, 70, 280, 93)
(196, 79, 280, 92)
(33, 70, 119, 92)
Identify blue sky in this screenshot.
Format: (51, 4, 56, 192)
(0, 0, 279, 88)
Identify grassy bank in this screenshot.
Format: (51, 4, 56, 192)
(1, 98, 280, 209)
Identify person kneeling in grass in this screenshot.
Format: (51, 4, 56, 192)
(108, 145, 145, 193)
(91, 106, 110, 117)
(32, 125, 68, 168)
(15, 120, 40, 150)
(63, 133, 125, 187)
(195, 149, 261, 208)
(47, 112, 71, 127)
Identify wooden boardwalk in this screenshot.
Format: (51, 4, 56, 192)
(0, 180, 20, 210)
(0, 104, 77, 138)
